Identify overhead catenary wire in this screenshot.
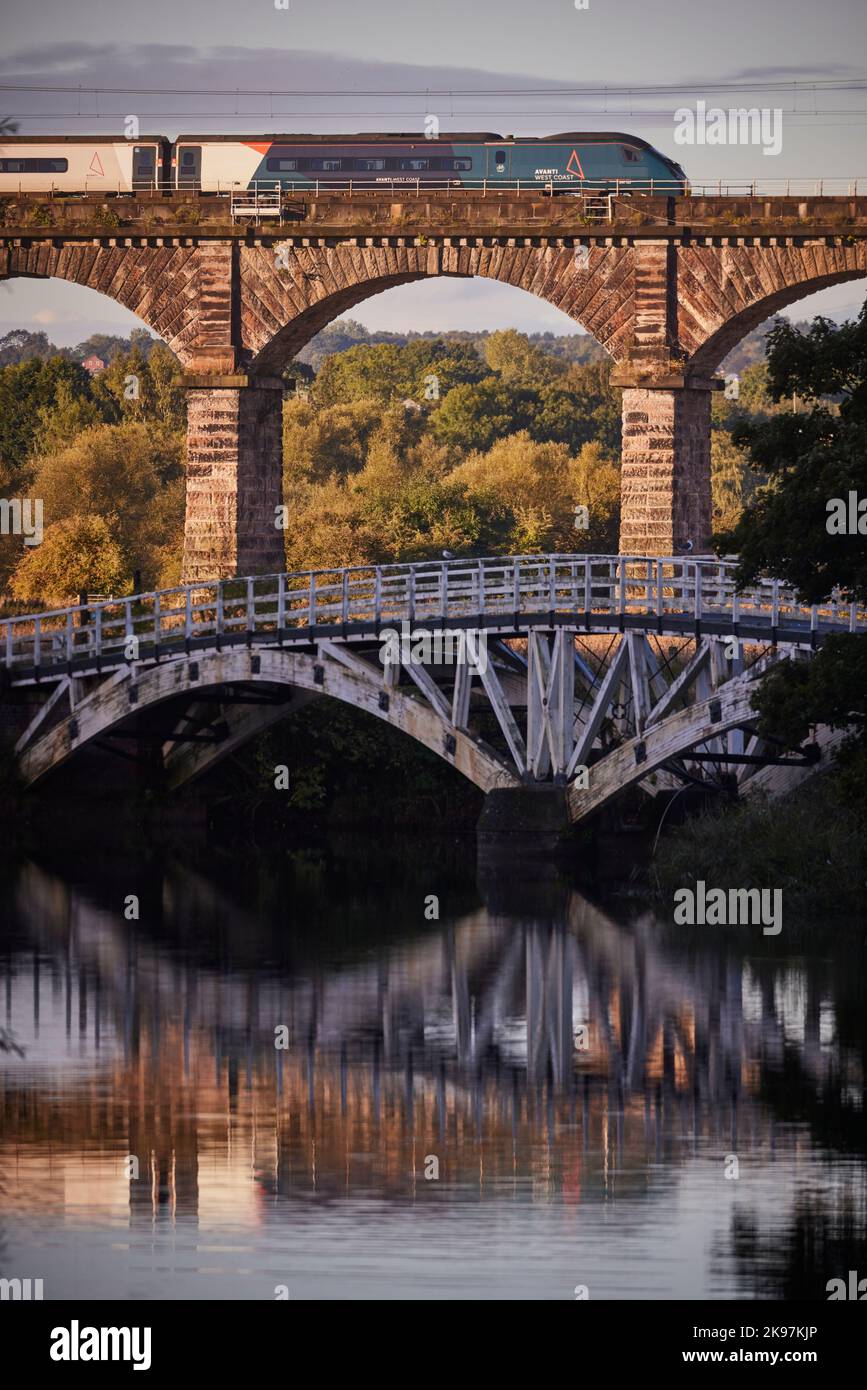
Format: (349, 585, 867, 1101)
(2, 78, 866, 98)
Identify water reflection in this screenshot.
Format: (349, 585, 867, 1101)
(0, 848, 865, 1300)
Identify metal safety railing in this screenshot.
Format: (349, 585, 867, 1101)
(10, 176, 865, 201)
(2, 555, 864, 680)
(229, 185, 283, 221)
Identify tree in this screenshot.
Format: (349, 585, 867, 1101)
(0, 356, 93, 486)
(313, 343, 407, 406)
(10, 515, 129, 606)
(711, 429, 764, 535)
(313, 337, 485, 407)
(569, 442, 621, 552)
(447, 433, 620, 554)
(712, 360, 775, 427)
(432, 377, 537, 452)
(72, 331, 156, 365)
(27, 422, 184, 588)
(87, 342, 183, 429)
(32, 381, 104, 458)
(718, 309, 867, 603)
(483, 329, 564, 386)
(560, 358, 622, 456)
(298, 317, 371, 372)
(446, 432, 564, 552)
(0, 330, 58, 367)
(282, 397, 387, 485)
(716, 305, 867, 787)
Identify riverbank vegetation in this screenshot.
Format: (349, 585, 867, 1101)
(658, 305, 867, 902)
(654, 772, 867, 924)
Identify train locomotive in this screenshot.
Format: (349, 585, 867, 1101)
(0, 131, 687, 195)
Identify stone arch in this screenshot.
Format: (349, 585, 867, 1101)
(676, 240, 867, 374)
(247, 270, 426, 372)
(240, 241, 634, 372)
(0, 241, 204, 363)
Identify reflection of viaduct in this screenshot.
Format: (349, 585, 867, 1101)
(2, 860, 861, 1224)
(3, 194, 866, 573)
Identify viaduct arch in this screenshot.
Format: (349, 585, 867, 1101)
(2, 213, 866, 577)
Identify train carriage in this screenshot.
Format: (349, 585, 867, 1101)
(0, 135, 169, 194)
(174, 131, 685, 193)
(0, 131, 686, 196)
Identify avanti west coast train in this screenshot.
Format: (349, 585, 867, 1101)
(0, 132, 686, 195)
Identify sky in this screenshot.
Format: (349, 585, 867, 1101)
(1, 0, 865, 343)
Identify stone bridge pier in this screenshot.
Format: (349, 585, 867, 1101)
(2, 206, 864, 577)
(182, 370, 285, 578)
(617, 380, 713, 554)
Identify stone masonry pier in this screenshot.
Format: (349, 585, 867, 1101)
(2, 192, 866, 575)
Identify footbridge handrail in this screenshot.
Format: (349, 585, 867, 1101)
(1, 553, 864, 680)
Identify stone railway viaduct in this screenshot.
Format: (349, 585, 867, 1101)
(2, 191, 866, 580)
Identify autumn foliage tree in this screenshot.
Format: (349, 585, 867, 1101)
(716, 306, 867, 795)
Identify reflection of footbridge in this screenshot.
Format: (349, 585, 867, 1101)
(2, 555, 860, 829)
(8, 860, 857, 1117)
(3, 863, 864, 1297)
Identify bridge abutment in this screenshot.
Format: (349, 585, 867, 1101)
(618, 383, 713, 555)
(182, 377, 285, 582)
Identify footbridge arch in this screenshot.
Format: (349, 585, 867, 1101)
(3, 553, 861, 827)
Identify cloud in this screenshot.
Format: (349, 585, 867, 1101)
(0, 42, 576, 137)
(722, 63, 865, 81)
(0, 40, 551, 87)
(4, 42, 862, 144)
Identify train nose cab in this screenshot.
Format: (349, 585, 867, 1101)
(176, 145, 201, 189)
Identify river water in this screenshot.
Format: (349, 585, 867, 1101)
(1, 840, 864, 1301)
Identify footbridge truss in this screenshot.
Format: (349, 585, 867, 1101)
(2, 555, 862, 822)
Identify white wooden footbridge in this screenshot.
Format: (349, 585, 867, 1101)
(2, 554, 862, 823)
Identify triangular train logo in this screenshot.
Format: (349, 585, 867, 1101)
(89, 151, 105, 177)
(566, 148, 584, 178)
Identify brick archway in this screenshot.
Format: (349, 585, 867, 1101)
(2, 229, 866, 575)
(239, 241, 634, 372)
(0, 242, 204, 363)
(676, 241, 867, 374)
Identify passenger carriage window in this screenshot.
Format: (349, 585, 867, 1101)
(355, 158, 386, 171)
(310, 158, 342, 171)
(400, 158, 429, 171)
(181, 151, 196, 166)
(620, 146, 642, 164)
(0, 157, 69, 173)
(266, 158, 298, 171)
(452, 158, 472, 170)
